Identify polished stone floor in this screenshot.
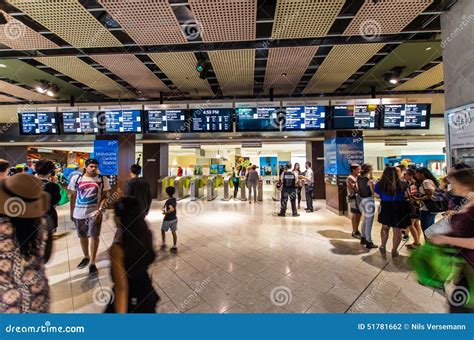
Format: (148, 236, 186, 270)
(47, 187, 448, 313)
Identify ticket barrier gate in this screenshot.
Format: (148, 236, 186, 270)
(222, 176, 233, 201)
(206, 175, 218, 201)
(239, 178, 247, 201)
(190, 176, 206, 201)
(257, 179, 263, 202)
(272, 179, 281, 201)
(157, 176, 176, 200)
(174, 176, 191, 201)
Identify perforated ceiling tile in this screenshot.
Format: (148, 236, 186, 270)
(208, 49, 254, 96)
(91, 54, 169, 96)
(0, 10, 58, 50)
(343, 0, 433, 36)
(272, 0, 345, 39)
(97, 0, 187, 45)
(34, 56, 134, 99)
(303, 43, 385, 94)
(0, 94, 19, 102)
(0, 80, 53, 101)
(394, 63, 444, 91)
(264, 46, 318, 95)
(8, 0, 122, 48)
(148, 52, 213, 97)
(189, 0, 256, 42)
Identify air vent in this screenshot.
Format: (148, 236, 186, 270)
(385, 140, 408, 146)
(242, 142, 262, 148)
(181, 144, 201, 149)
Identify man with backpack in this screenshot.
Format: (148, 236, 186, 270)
(68, 158, 111, 275)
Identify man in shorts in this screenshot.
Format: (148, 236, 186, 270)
(161, 186, 178, 253)
(68, 159, 111, 274)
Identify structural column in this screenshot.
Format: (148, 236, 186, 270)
(0, 146, 27, 166)
(306, 141, 325, 199)
(142, 143, 169, 198)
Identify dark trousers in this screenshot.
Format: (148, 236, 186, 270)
(233, 183, 239, 198)
(305, 185, 313, 210)
(280, 189, 297, 215)
(295, 187, 302, 206)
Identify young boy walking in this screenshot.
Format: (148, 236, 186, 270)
(162, 186, 178, 253)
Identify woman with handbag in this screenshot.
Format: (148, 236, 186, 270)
(430, 168, 474, 313)
(415, 167, 444, 233)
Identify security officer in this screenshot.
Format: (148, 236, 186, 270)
(278, 163, 299, 217)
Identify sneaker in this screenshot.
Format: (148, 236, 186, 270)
(366, 242, 378, 249)
(402, 234, 409, 241)
(379, 246, 386, 254)
(306, 209, 314, 213)
(391, 250, 400, 258)
(77, 257, 90, 269)
(170, 247, 178, 253)
(277, 213, 286, 217)
(292, 213, 300, 217)
(89, 264, 98, 275)
(360, 237, 368, 245)
(351, 231, 361, 239)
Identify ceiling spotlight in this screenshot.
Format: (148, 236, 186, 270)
(389, 78, 399, 85)
(47, 84, 59, 97)
(384, 66, 405, 86)
(36, 80, 48, 94)
(426, 47, 432, 51)
(36, 80, 59, 97)
(0, 64, 6, 68)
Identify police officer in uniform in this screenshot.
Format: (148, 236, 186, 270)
(278, 163, 299, 217)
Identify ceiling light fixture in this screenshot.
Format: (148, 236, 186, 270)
(426, 47, 432, 51)
(0, 64, 6, 68)
(384, 67, 405, 86)
(36, 80, 60, 97)
(196, 55, 209, 80)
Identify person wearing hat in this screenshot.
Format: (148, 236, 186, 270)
(68, 158, 111, 275)
(0, 173, 51, 313)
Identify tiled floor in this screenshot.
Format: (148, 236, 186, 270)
(47, 187, 449, 313)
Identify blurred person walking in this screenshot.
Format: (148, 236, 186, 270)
(124, 164, 152, 217)
(404, 169, 423, 249)
(34, 159, 61, 234)
(246, 164, 259, 204)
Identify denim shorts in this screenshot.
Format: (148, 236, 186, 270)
(75, 217, 102, 238)
(162, 219, 178, 232)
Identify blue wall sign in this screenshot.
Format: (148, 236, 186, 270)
(93, 140, 119, 175)
(324, 136, 364, 175)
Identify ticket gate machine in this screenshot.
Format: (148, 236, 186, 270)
(239, 177, 247, 201)
(257, 178, 264, 202)
(157, 176, 176, 200)
(190, 176, 206, 201)
(174, 176, 191, 201)
(222, 176, 233, 201)
(206, 175, 218, 201)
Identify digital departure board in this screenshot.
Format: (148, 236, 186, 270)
(382, 100, 431, 129)
(283, 101, 327, 130)
(145, 105, 187, 133)
(330, 100, 379, 130)
(236, 102, 279, 131)
(190, 104, 232, 132)
(18, 109, 58, 135)
(60, 107, 101, 134)
(104, 106, 143, 133)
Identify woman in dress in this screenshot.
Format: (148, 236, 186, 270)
(0, 174, 51, 313)
(374, 167, 411, 257)
(106, 197, 159, 313)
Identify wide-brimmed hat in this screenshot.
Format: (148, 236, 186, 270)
(0, 173, 50, 218)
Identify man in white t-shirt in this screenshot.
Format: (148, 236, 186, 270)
(303, 161, 314, 212)
(68, 159, 111, 275)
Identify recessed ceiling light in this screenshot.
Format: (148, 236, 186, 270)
(0, 64, 6, 68)
(421, 133, 426, 136)
(9, 140, 14, 143)
(284, 135, 288, 139)
(426, 47, 432, 51)
(389, 79, 399, 84)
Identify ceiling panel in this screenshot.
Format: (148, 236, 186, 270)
(343, 0, 433, 36)
(8, 0, 122, 48)
(91, 54, 169, 97)
(264, 46, 318, 95)
(208, 49, 255, 96)
(0, 10, 58, 50)
(148, 52, 213, 97)
(394, 63, 444, 91)
(189, 0, 257, 42)
(0, 80, 54, 101)
(303, 43, 385, 94)
(97, 0, 187, 45)
(272, 0, 345, 39)
(347, 41, 442, 93)
(35, 56, 134, 99)
(0, 94, 19, 102)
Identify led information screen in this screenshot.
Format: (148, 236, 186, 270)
(104, 106, 143, 133)
(382, 100, 431, 129)
(284, 101, 327, 130)
(19, 109, 58, 135)
(190, 104, 232, 132)
(236, 102, 279, 131)
(383, 103, 406, 128)
(145, 105, 187, 133)
(60, 107, 100, 134)
(405, 103, 430, 128)
(331, 100, 379, 129)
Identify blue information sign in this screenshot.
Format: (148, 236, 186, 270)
(324, 137, 364, 175)
(93, 140, 119, 176)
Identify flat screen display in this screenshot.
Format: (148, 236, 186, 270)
(105, 110, 142, 133)
(284, 105, 327, 130)
(191, 108, 232, 132)
(382, 103, 430, 129)
(18, 112, 58, 135)
(331, 104, 378, 129)
(61, 111, 101, 134)
(146, 109, 187, 133)
(236, 107, 278, 131)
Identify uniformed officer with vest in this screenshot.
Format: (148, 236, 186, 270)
(278, 163, 299, 217)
